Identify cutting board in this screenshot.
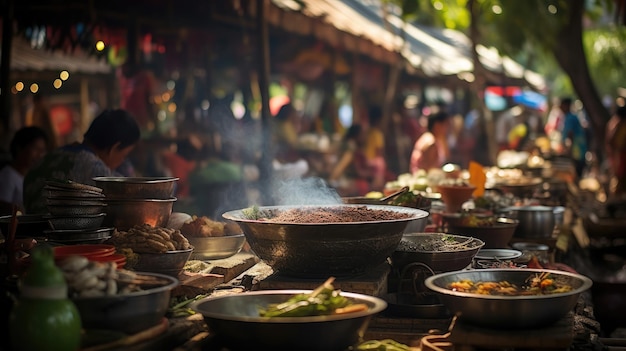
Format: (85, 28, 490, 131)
(174, 253, 259, 296)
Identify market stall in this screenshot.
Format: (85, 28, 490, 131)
(1, 164, 624, 351)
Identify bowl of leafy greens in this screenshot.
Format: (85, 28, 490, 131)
(191, 278, 386, 351)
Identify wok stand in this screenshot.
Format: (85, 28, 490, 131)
(383, 262, 450, 319)
(257, 262, 391, 297)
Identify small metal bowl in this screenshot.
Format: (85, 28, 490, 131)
(188, 234, 246, 260)
(474, 248, 522, 261)
(45, 213, 106, 230)
(47, 204, 107, 216)
(45, 227, 114, 242)
(132, 248, 193, 277)
(71, 272, 179, 334)
(46, 196, 106, 207)
(44, 185, 105, 199)
(191, 289, 387, 351)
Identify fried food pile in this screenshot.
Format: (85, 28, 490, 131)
(107, 224, 192, 253)
(180, 215, 241, 237)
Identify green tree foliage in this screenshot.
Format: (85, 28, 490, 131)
(392, 0, 623, 148)
(583, 27, 626, 97)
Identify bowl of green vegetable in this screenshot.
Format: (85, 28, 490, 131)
(191, 278, 387, 351)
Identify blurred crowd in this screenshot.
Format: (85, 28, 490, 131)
(2, 94, 625, 218)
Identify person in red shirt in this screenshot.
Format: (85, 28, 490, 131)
(161, 139, 200, 198)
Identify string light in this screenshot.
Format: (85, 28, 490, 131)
(30, 83, 39, 93)
(15, 82, 24, 91)
(95, 40, 105, 51)
(53, 79, 63, 89)
(60, 71, 70, 81)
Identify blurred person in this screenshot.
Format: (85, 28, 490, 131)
(273, 103, 301, 164)
(23, 109, 140, 214)
(503, 105, 546, 154)
(606, 105, 626, 194)
(328, 124, 372, 196)
(161, 137, 201, 199)
(188, 144, 246, 218)
(118, 61, 157, 132)
(363, 105, 388, 190)
(545, 97, 564, 139)
(410, 111, 451, 174)
(495, 106, 523, 151)
(0, 127, 48, 215)
(25, 94, 59, 149)
(558, 97, 588, 178)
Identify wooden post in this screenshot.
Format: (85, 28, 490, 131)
(0, 0, 15, 137)
(256, 0, 274, 205)
(80, 77, 90, 134)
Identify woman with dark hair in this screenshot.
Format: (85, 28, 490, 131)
(23, 109, 140, 213)
(0, 126, 48, 214)
(273, 103, 300, 163)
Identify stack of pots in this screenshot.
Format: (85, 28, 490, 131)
(93, 177, 179, 230)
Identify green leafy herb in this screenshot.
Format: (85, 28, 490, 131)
(242, 205, 270, 220)
(168, 294, 208, 318)
(259, 277, 353, 317)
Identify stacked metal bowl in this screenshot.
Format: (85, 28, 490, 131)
(93, 177, 178, 230)
(44, 180, 112, 244)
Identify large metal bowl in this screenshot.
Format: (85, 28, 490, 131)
(222, 204, 429, 278)
(102, 198, 176, 230)
(93, 176, 178, 199)
(425, 268, 593, 329)
(71, 272, 179, 334)
(191, 289, 387, 351)
(393, 233, 484, 273)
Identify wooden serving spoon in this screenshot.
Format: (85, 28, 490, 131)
(379, 186, 410, 203)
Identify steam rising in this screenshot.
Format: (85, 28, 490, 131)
(272, 177, 342, 206)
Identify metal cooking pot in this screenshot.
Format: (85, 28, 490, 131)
(504, 206, 555, 238)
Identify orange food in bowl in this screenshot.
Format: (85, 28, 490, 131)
(89, 253, 127, 269)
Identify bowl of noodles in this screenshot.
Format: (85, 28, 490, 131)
(222, 204, 429, 278)
(424, 268, 593, 328)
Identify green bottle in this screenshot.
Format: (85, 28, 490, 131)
(9, 244, 82, 351)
